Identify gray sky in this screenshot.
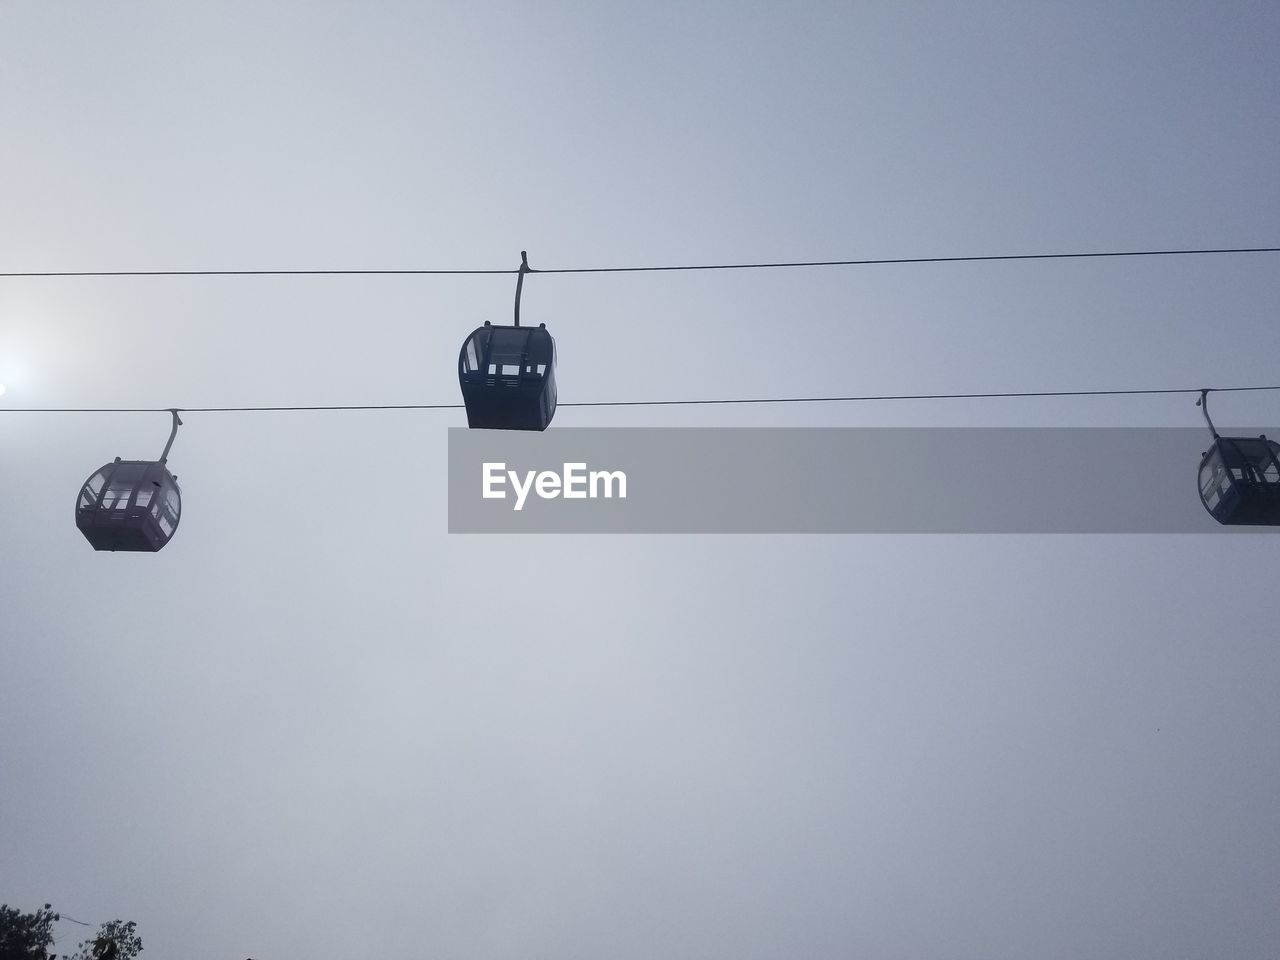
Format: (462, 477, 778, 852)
(1, 2, 1278, 957)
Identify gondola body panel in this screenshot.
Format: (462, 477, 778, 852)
(459, 323, 557, 431)
(1198, 436, 1280, 525)
(76, 459, 182, 551)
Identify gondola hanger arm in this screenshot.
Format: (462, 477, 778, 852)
(1196, 388, 1220, 439)
(513, 250, 532, 327)
(160, 408, 183, 462)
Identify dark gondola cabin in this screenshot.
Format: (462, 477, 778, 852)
(1198, 436, 1280, 526)
(76, 458, 182, 551)
(459, 321, 557, 430)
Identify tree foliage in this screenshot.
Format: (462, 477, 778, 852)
(0, 904, 58, 960)
(0, 907, 141, 960)
(66, 920, 142, 960)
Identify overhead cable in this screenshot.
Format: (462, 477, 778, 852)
(1, 246, 1278, 279)
(3, 383, 1279, 415)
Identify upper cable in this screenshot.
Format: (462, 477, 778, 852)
(1, 246, 1277, 278)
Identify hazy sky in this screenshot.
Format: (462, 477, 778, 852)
(2, 2, 1278, 958)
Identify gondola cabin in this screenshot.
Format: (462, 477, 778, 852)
(76, 458, 182, 551)
(1198, 436, 1280, 526)
(458, 321, 557, 430)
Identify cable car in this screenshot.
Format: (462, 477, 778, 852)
(457, 251, 558, 431)
(1195, 391, 1280, 525)
(76, 411, 184, 551)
